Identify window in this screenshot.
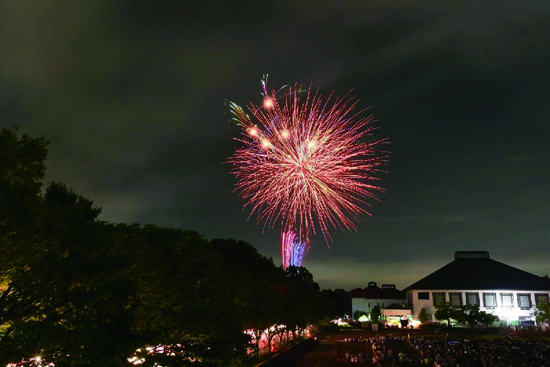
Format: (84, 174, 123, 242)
(466, 292, 480, 306)
(433, 292, 446, 307)
(483, 293, 497, 308)
(535, 293, 549, 305)
(449, 292, 463, 307)
(418, 292, 430, 300)
(517, 294, 531, 310)
(500, 293, 513, 308)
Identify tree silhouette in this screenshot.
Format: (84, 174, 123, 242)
(370, 306, 381, 323)
(0, 127, 336, 366)
(418, 307, 431, 323)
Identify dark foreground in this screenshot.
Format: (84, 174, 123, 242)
(261, 329, 550, 367)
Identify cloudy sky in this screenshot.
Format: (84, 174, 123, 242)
(1, 1, 549, 289)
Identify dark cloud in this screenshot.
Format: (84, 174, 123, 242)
(1, 0, 549, 288)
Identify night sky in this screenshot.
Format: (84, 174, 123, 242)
(1, 1, 549, 290)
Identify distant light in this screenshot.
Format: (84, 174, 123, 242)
(410, 320, 421, 328)
(331, 318, 350, 326)
(261, 139, 272, 148)
(281, 129, 290, 138)
(307, 140, 317, 149)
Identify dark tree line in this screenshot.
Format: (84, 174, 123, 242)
(0, 128, 341, 366)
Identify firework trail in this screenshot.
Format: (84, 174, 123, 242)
(281, 230, 307, 269)
(229, 77, 386, 261)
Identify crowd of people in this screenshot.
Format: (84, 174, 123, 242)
(337, 335, 394, 364)
(335, 336, 370, 363)
(333, 334, 550, 366)
(392, 335, 550, 367)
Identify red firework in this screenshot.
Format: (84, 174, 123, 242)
(229, 77, 386, 247)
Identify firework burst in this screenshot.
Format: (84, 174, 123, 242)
(229, 77, 387, 251)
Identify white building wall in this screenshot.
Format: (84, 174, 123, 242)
(409, 289, 550, 324)
(352, 298, 406, 319)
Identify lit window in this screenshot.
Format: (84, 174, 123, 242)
(500, 293, 513, 308)
(466, 292, 480, 306)
(483, 293, 497, 308)
(517, 294, 531, 309)
(449, 292, 462, 307)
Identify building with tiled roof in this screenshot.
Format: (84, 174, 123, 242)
(404, 251, 550, 325)
(351, 281, 407, 320)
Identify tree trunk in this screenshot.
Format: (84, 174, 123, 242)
(267, 334, 273, 353)
(255, 330, 262, 356)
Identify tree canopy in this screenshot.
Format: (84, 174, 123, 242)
(370, 306, 381, 323)
(0, 127, 336, 366)
(433, 302, 500, 328)
(434, 302, 457, 327)
(417, 308, 430, 324)
(535, 300, 550, 325)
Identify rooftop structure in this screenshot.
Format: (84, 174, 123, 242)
(405, 251, 550, 292)
(351, 281, 406, 320)
(405, 251, 550, 325)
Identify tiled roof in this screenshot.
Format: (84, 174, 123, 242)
(404, 253, 550, 292)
